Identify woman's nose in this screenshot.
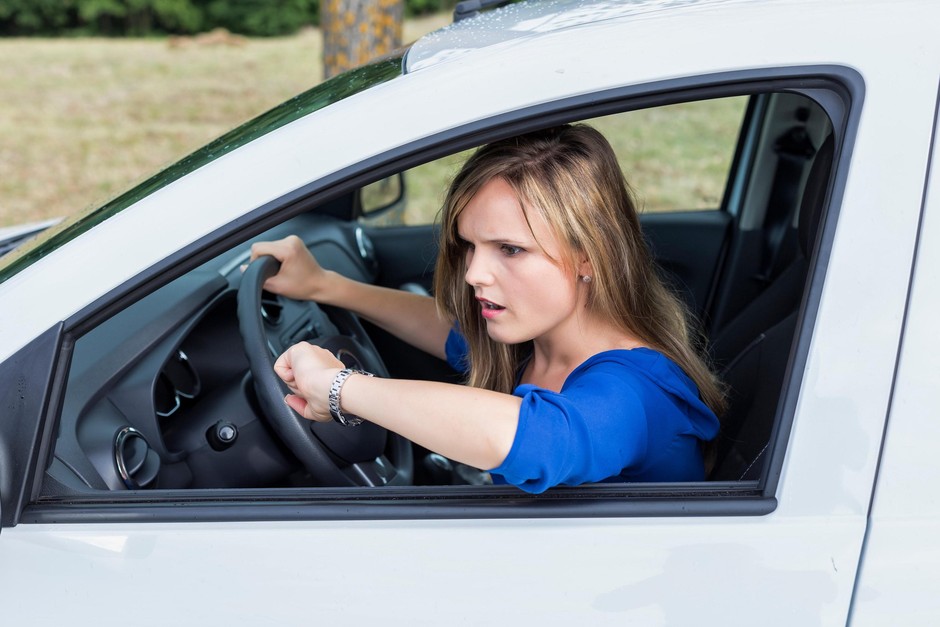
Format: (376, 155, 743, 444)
(464, 248, 493, 286)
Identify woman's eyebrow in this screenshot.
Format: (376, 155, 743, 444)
(458, 232, 529, 246)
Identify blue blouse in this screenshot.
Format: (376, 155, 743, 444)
(445, 329, 720, 493)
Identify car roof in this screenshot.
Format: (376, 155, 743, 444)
(407, 0, 787, 72)
(405, 0, 931, 73)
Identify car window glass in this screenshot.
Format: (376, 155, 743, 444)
(361, 96, 748, 226)
(591, 97, 747, 213)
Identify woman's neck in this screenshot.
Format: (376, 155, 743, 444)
(522, 316, 644, 391)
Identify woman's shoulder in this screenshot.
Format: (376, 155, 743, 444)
(572, 346, 668, 375)
(566, 347, 719, 438)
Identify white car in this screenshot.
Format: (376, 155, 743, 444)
(0, 0, 937, 624)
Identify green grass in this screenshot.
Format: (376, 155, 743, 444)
(0, 15, 448, 227)
(0, 17, 745, 228)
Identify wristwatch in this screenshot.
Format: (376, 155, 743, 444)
(328, 368, 374, 426)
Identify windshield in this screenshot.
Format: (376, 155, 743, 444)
(0, 52, 405, 285)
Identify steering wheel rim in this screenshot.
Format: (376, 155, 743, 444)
(237, 255, 413, 487)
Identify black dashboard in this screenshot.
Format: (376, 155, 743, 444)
(49, 212, 381, 493)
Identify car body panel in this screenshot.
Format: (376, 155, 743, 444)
(1, 516, 865, 624)
(848, 94, 940, 626)
(0, 1, 937, 624)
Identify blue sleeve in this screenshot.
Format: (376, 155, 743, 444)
(489, 363, 649, 494)
(444, 327, 470, 373)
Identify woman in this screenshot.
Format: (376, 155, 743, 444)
(252, 124, 723, 493)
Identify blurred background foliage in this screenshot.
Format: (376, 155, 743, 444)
(0, 0, 455, 36)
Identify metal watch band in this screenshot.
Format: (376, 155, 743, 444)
(328, 368, 373, 426)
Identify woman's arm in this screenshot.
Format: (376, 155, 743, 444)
(275, 342, 520, 470)
(251, 235, 452, 361)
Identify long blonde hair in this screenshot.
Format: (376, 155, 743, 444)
(433, 124, 726, 416)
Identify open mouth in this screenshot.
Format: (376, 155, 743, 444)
(477, 297, 505, 313)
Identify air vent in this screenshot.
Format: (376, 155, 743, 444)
(260, 290, 283, 325)
(114, 426, 160, 489)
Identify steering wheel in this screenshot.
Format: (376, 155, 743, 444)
(237, 255, 413, 487)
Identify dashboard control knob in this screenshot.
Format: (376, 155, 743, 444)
(207, 421, 238, 451)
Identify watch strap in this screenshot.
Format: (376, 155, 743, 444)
(328, 368, 373, 426)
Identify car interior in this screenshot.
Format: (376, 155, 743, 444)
(40, 87, 837, 498)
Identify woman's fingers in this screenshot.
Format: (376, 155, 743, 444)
(250, 236, 292, 262)
(248, 236, 325, 301)
(273, 349, 295, 385)
(285, 393, 322, 420)
(276, 343, 343, 422)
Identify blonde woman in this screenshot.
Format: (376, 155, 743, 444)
(253, 125, 723, 493)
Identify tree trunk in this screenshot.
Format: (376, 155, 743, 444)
(321, 0, 404, 80)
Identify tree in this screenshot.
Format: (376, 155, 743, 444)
(321, 0, 403, 80)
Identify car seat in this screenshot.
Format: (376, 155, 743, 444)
(708, 133, 834, 481)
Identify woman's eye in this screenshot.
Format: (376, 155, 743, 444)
(500, 244, 523, 256)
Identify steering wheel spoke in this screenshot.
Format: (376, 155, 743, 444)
(344, 455, 413, 487)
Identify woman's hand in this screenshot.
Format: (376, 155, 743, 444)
(273, 342, 343, 422)
(249, 235, 334, 302)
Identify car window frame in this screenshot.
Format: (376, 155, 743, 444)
(10, 66, 863, 528)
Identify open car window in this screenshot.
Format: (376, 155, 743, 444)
(35, 81, 844, 521)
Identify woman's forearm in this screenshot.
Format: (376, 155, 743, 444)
(321, 272, 452, 361)
(252, 236, 453, 361)
(340, 374, 521, 470)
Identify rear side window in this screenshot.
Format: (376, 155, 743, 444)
(591, 97, 748, 213)
(365, 95, 748, 226)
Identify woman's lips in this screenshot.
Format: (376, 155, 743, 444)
(477, 297, 505, 319)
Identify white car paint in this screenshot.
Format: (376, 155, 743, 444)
(0, 0, 937, 624)
(849, 100, 940, 624)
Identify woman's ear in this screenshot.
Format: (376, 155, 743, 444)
(577, 257, 594, 283)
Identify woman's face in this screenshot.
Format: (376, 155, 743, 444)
(457, 177, 587, 347)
